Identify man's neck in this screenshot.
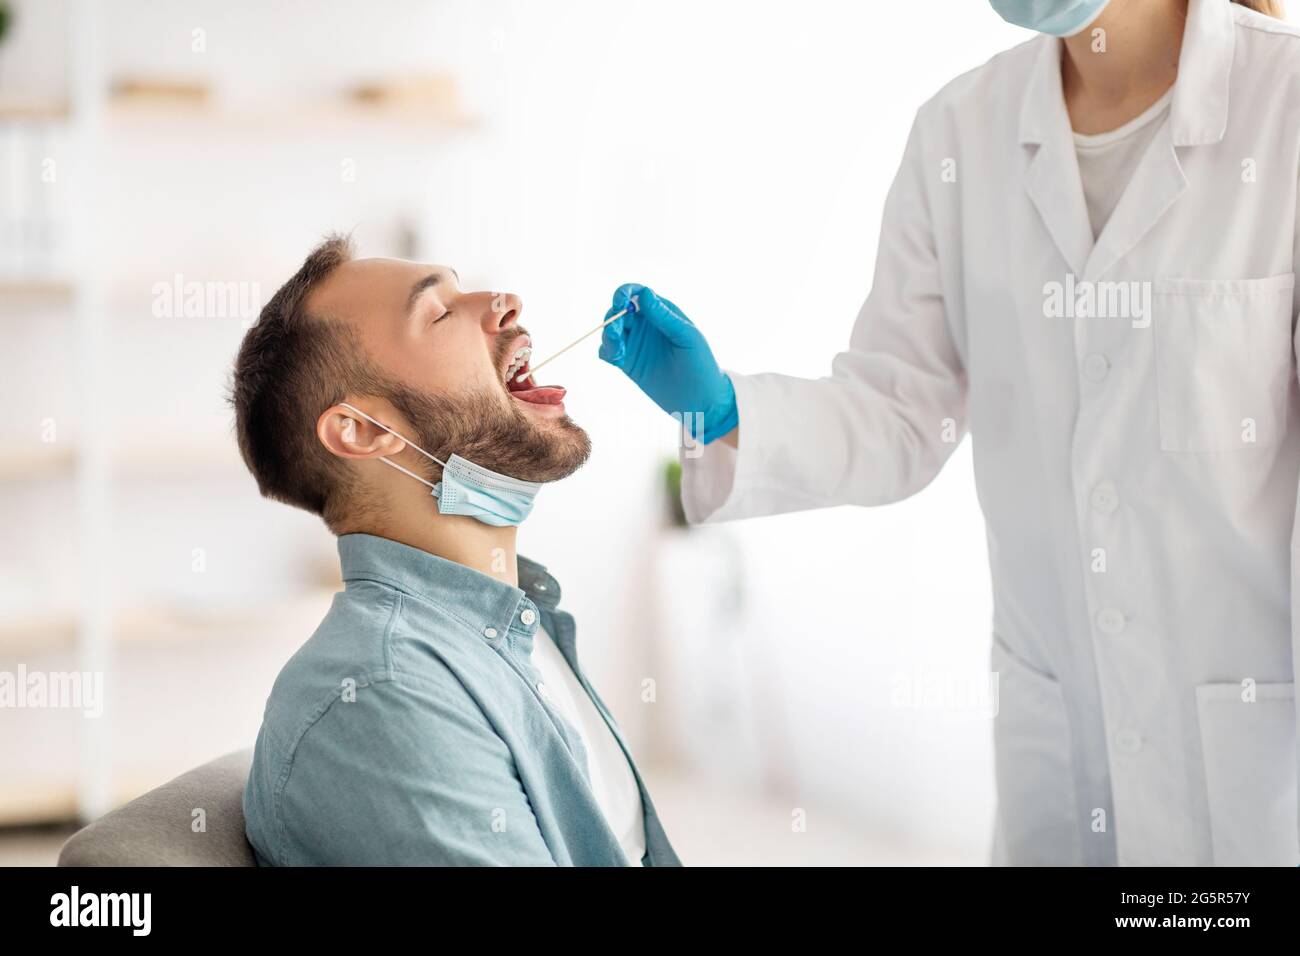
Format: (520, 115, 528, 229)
(353, 509, 521, 587)
(1061, 0, 1186, 134)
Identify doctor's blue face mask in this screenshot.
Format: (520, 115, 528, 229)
(988, 0, 1111, 37)
(337, 402, 542, 527)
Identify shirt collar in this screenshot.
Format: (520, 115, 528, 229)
(337, 533, 561, 646)
(1019, 0, 1234, 148)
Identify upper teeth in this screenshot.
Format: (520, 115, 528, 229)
(505, 345, 532, 380)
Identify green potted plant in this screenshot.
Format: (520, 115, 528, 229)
(663, 458, 688, 528)
(0, 2, 12, 93)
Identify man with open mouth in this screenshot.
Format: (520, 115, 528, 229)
(230, 234, 679, 866)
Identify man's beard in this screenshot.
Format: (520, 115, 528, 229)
(383, 379, 591, 484)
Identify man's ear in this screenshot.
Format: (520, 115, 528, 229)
(317, 404, 406, 460)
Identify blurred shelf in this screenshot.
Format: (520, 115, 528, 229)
(0, 276, 263, 313)
(107, 101, 478, 138)
(107, 74, 476, 138)
(0, 609, 75, 655)
(0, 442, 252, 483)
(0, 446, 75, 481)
(0, 274, 267, 319)
(0, 588, 338, 656)
(0, 96, 72, 122)
(0, 784, 78, 828)
(0, 278, 77, 305)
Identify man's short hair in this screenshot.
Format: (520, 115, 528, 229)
(230, 233, 380, 530)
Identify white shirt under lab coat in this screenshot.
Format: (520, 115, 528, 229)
(682, 0, 1300, 866)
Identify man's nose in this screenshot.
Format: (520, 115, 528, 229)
(482, 291, 522, 332)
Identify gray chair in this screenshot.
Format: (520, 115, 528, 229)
(58, 749, 256, 867)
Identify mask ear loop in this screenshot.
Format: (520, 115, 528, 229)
(337, 402, 448, 492)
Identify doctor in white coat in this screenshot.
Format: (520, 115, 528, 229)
(599, 0, 1300, 866)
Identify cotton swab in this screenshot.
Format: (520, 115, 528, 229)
(520, 307, 630, 380)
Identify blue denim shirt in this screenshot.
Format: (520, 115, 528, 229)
(243, 533, 680, 866)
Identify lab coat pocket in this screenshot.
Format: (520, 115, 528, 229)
(1152, 273, 1294, 452)
(1195, 682, 1298, 866)
(990, 633, 1082, 865)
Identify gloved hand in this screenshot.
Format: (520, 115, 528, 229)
(598, 283, 738, 444)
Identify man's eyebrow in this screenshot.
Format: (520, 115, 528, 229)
(406, 270, 458, 315)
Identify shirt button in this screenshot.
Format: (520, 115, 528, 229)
(536, 682, 550, 700)
(1083, 353, 1110, 382)
(520, 608, 537, 626)
(1091, 483, 1118, 514)
(1115, 729, 1142, 754)
(1096, 608, 1126, 635)
(483, 626, 498, 640)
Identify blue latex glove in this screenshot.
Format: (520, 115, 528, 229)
(598, 284, 739, 445)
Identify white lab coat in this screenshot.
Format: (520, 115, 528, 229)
(682, 0, 1300, 866)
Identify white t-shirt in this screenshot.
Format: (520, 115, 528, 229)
(1073, 87, 1174, 239)
(530, 626, 647, 865)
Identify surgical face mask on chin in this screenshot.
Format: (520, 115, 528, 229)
(988, 0, 1111, 37)
(338, 402, 542, 528)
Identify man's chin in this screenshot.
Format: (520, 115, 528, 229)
(492, 393, 585, 479)
(521, 416, 591, 483)
(404, 383, 592, 484)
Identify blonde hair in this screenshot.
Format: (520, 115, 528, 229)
(1231, 0, 1285, 17)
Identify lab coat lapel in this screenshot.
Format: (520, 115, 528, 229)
(1082, 0, 1234, 280)
(1018, 0, 1234, 283)
(1020, 37, 1094, 280)
(1082, 125, 1186, 282)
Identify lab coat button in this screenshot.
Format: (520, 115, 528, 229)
(1115, 729, 1142, 753)
(1096, 608, 1126, 635)
(1091, 483, 1119, 514)
(520, 608, 537, 626)
(1083, 353, 1110, 382)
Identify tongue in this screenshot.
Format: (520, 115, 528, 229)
(510, 384, 566, 405)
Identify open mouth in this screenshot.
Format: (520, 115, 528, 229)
(502, 337, 566, 407)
